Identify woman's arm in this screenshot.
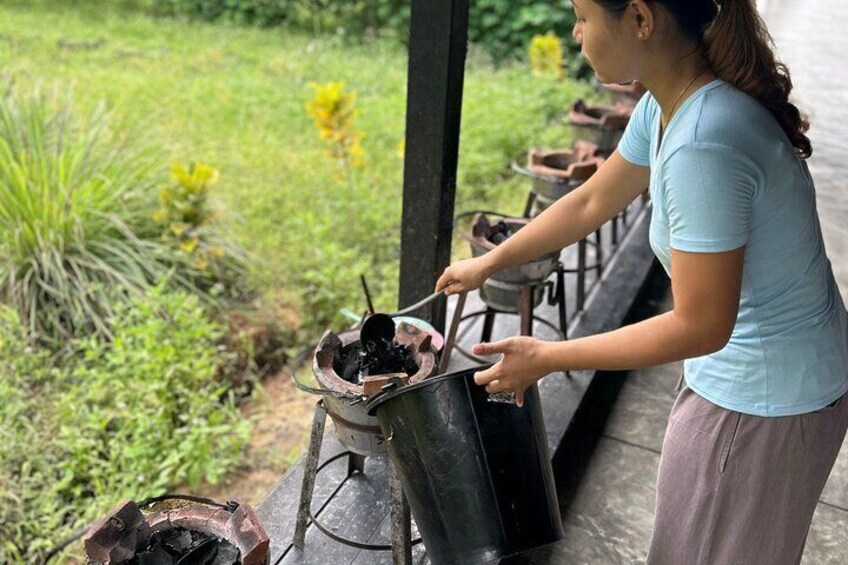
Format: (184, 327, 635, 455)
(436, 151, 650, 293)
(473, 246, 745, 406)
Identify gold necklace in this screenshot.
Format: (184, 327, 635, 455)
(664, 68, 711, 127)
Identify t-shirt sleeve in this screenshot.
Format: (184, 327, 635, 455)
(617, 93, 653, 166)
(662, 143, 759, 252)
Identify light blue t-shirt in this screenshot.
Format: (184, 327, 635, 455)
(618, 79, 848, 416)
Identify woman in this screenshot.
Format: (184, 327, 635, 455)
(435, 1, 848, 563)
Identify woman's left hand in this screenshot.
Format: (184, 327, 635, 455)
(472, 337, 554, 407)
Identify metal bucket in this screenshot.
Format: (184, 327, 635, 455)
(366, 367, 563, 564)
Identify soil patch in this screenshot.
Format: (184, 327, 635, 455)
(180, 369, 317, 506)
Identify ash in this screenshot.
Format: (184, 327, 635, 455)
(119, 527, 240, 565)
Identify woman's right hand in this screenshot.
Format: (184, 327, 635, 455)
(435, 255, 496, 296)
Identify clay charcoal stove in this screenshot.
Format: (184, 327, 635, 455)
(83, 498, 268, 565)
(598, 79, 647, 107)
(291, 315, 437, 556)
(568, 99, 632, 154)
(515, 141, 605, 217)
(313, 316, 436, 456)
(467, 214, 558, 312)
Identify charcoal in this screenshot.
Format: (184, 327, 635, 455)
(175, 537, 217, 564)
(137, 544, 173, 565)
(122, 527, 240, 565)
(164, 530, 193, 554)
(487, 221, 514, 245)
(336, 342, 365, 383)
(211, 544, 241, 565)
(333, 317, 420, 385)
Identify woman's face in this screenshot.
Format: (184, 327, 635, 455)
(572, 0, 642, 84)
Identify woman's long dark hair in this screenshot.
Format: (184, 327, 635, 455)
(594, 0, 812, 158)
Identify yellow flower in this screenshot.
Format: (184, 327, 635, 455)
(306, 81, 366, 166)
(529, 32, 564, 78)
(180, 237, 199, 253)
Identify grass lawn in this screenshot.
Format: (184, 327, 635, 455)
(0, 0, 599, 339)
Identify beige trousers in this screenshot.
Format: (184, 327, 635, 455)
(647, 383, 848, 565)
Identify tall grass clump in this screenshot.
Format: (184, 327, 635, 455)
(0, 87, 172, 346)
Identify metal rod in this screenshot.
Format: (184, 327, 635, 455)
(360, 274, 375, 315)
(390, 289, 445, 317)
(390, 457, 414, 565)
(519, 286, 533, 337)
(438, 292, 467, 374)
(294, 400, 328, 548)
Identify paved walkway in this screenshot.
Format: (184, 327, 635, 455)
(560, 2, 848, 562)
(561, 291, 848, 564)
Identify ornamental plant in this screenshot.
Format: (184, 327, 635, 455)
(305, 81, 366, 168)
(154, 162, 245, 296)
(0, 86, 170, 346)
(529, 32, 565, 78)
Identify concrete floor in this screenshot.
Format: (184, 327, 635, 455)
(560, 293, 848, 564)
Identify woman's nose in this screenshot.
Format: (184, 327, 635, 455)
(572, 23, 583, 44)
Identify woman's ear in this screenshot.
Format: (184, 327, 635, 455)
(628, 0, 655, 40)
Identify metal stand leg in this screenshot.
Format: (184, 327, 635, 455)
(555, 266, 572, 379)
(347, 452, 366, 477)
(294, 400, 328, 548)
(389, 458, 413, 565)
(523, 191, 536, 218)
(439, 292, 467, 375)
(595, 228, 604, 275)
(577, 238, 587, 312)
(556, 265, 568, 339)
(611, 215, 619, 245)
(519, 287, 533, 337)
(481, 308, 496, 343)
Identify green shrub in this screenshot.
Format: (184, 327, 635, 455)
(0, 287, 250, 563)
(135, 0, 580, 65)
(467, 0, 575, 64)
(155, 162, 247, 299)
(142, 0, 294, 26)
(0, 87, 172, 346)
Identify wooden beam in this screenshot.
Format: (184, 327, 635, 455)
(398, 0, 469, 333)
